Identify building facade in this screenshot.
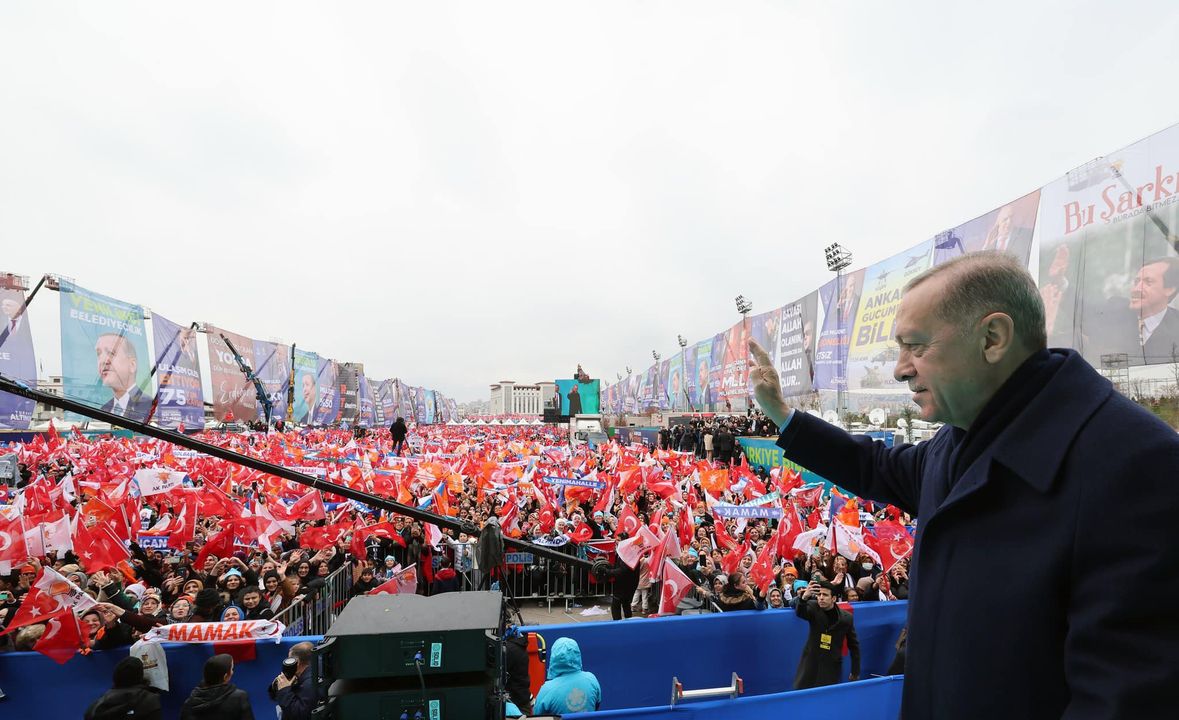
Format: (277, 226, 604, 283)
(489, 381, 556, 416)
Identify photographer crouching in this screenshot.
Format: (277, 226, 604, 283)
(270, 641, 316, 719)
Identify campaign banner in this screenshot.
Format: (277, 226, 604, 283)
(813, 268, 865, 392)
(313, 357, 340, 425)
(284, 465, 328, 478)
(708, 332, 726, 410)
(656, 359, 670, 410)
(776, 292, 819, 396)
(375, 379, 398, 423)
(59, 281, 152, 422)
(291, 349, 319, 424)
(395, 380, 414, 422)
(846, 241, 933, 392)
(739, 436, 829, 488)
(713, 504, 783, 519)
(422, 389, 436, 424)
(205, 325, 257, 423)
(689, 338, 711, 410)
(543, 475, 607, 490)
(1038, 125, 1179, 366)
(0, 282, 36, 429)
(149, 313, 204, 430)
(931, 190, 1041, 268)
(359, 374, 376, 426)
(142, 619, 285, 644)
(138, 535, 170, 550)
(252, 340, 290, 423)
(680, 343, 699, 411)
(338, 363, 360, 425)
(720, 321, 750, 406)
(666, 355, 684, 411)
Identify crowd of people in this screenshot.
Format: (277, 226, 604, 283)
(0, 415, 912, 708)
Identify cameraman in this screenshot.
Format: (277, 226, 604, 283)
(271, 641, 316, 720)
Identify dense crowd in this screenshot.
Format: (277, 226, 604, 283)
(0, 417, 912, 682)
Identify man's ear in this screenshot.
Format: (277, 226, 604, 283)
(979, 312, 1016, 364)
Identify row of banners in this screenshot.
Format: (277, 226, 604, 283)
(0, 280, 457, 430)
(602, 121, 1179, 414)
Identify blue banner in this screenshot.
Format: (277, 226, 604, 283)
(59, 281, 152, 422)
(738, 436, 829, 487)
(713, 504, 783, 519)
(150, 313, 204, 430)
(313, 357, 340, 425)
(252, 339, 290, 423)
(0, 283, 36, 429)
(139, 535, 170, 550)
(292, 349, 319, 424)
(544, 476, 606, 490)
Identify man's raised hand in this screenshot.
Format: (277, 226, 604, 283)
(747, 339, 790, 428)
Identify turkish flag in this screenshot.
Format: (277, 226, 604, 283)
(2, 567, 96, 633)
(569, 523, 594, 544)
(617, 505, 642, 538)
(616, 525, 661, 569)
(0, 514, 30, 569)
(864, 520, 914, 572)
(658, 560, 695, 615)
(370, 564, 418, 595)
(195, 526, 235, 570)
(73, 518, 131, 572)
(34, 609, 84, 664)
(284, 490, 327, 522)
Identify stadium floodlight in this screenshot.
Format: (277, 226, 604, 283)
(735, 295, 753, 316)
(824, 243, 853, 272)
(652, 350, 661, 362)
(677, 335, 688, 348)
(625, 365, 632, 375)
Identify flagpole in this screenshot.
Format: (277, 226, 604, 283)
(0, 372, 594, 571)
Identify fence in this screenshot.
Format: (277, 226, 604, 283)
(272, 560, 355, 636)
(430, 539, 617, 612)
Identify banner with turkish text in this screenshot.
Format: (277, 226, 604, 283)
(150, 312, 204, 429)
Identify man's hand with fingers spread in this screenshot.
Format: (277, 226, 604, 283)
(747, 339, 791, 428)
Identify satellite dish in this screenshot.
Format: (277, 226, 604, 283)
(822, 410, 839, 425)
(868, 408, 887, 426)
(896, 417, 909, 429)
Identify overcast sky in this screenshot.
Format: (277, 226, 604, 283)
(4, 1, 1179, 402)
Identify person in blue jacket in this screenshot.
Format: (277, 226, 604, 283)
(532, 637, 601, 715)
(749, 252, 1179, 720)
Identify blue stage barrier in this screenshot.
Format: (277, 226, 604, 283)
(1, 601, 907, 718)
(565, 675, 904, 720)
(521, 600, 908, 710)
(0, 635, 315, 719)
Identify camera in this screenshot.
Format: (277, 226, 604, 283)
(282, 657, 298, 679)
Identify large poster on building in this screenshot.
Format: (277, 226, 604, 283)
(1038, 127, 1179, 366)
(708, 333, 726, 410)
(666, 355, 684, 411)
(776, 291, 818, 397)
(359, 374, 376, 426)
(338, 363, 360, 425)
(691, 338, 712, 410)
(656, 359, 671, 410)
(748, 307, 783, 399)
(291, 349, 319, 424)
(931, 190, 1042, 268)
(814, 268, 864, 392)
(313, 357, 340, 425)
(846, 241, 933, 392)
(0, 282, 36, 429)
(150, 313, 204, 429)
(59, 282, 152, 422)
(720, 321, 750, 406)
(252, 340, 290, 423)
(376, 378, 397, 424)
(205, 325, 257, 423)
(680, 343, 699, 411)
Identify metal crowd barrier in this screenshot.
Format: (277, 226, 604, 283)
(272, 560, 355, 636)
(489, 539, 616, 612)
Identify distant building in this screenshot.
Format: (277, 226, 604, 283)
(489, 381, 556, 416)
(33, 376, 64, 424)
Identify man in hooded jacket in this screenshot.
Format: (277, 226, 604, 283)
(533, 637, 601, 715)
(84, 656, 162, 720)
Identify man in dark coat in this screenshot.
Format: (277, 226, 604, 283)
(181, 654, 254, 720)
(793, 580, 860, 689)
(389, 417, 408, 456)
(749, 252, 1179, 719)
(84, 656, 162, 720)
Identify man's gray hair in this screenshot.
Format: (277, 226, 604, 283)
(904, 251, 1047, 350)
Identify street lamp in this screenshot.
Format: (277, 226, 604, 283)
(823, 243, 854, 425)
(734, 296, 754, 411)
(677, 335, 693, 412)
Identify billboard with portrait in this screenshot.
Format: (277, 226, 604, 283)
(555, 378, 601, 415)
(313, 357, 340, 425)
(0, 281, 36, 429)
(1038, 127, 1179, 366)
(252, 340, 290, 423)
(813, 268, 865, 392)
(59, 281, 152, 422)
(292, 349, 319, 424)
(666, 355, 684, 411)
(205, 325, 257, 423)
(150, 313, 204, 430)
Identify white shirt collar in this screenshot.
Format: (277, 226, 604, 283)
(1142, 306, 1170, 339)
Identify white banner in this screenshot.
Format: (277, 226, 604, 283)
(142, 619, 285, 644)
